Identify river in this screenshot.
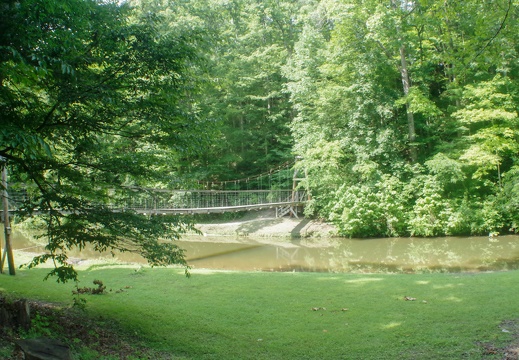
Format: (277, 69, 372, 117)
(6, 227, 519, 273)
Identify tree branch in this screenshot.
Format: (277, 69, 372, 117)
(472, 0, 512, 61)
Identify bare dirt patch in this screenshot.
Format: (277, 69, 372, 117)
(500, 320, 519, 359)
(193, 209, 337, 240)
(479, 319, 519, 359)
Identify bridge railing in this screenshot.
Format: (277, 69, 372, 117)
(2, 188, 308, 213)
(118, 189, 307, 211)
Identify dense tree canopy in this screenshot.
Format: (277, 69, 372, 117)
(283, 0, 519, 237)
(135, 0, 303, 181)
(0, 0, 209, 280)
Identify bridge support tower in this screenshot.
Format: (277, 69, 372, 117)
(276, 157, 307, 218)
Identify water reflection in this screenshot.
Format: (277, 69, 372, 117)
(8, 227, 519, 273)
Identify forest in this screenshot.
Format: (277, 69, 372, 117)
(172, 0, 519, 239)
(132, 0, 519, 238)
(1, 0, 519, 279)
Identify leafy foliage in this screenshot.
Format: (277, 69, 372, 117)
(0, 0, 207, 281)
(330, 175, 408, 238)
(283, 0, 519, 236)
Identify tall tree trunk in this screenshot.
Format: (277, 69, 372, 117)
(1, 162, 15, 275)
(399, 44, 417, 163)
(392, 0, 417, 163)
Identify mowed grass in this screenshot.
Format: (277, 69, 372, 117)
(1, 265, 519, 359)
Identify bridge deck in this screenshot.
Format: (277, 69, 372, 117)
(130, 201, 305, 215)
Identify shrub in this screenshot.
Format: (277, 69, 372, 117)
(330, 175, 408, 237)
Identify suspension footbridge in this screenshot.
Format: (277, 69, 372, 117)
(3, 161, 309, 218)
(116, 188, 307, 217)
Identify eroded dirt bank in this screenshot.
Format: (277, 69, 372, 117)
(192, 209, 337, 240)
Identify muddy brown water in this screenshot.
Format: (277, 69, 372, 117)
(8, 229, 519, 273)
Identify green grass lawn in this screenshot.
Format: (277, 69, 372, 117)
(1, 265, 519, 359)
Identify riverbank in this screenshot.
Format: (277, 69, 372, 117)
(192, 209, 337, 239)
(8, 210, 338, 270)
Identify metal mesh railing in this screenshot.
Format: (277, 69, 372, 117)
(118, 189, 307, 211)
(2, 188, 308, 214)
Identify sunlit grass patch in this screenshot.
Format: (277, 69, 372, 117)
(1, 268, 519, 359)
